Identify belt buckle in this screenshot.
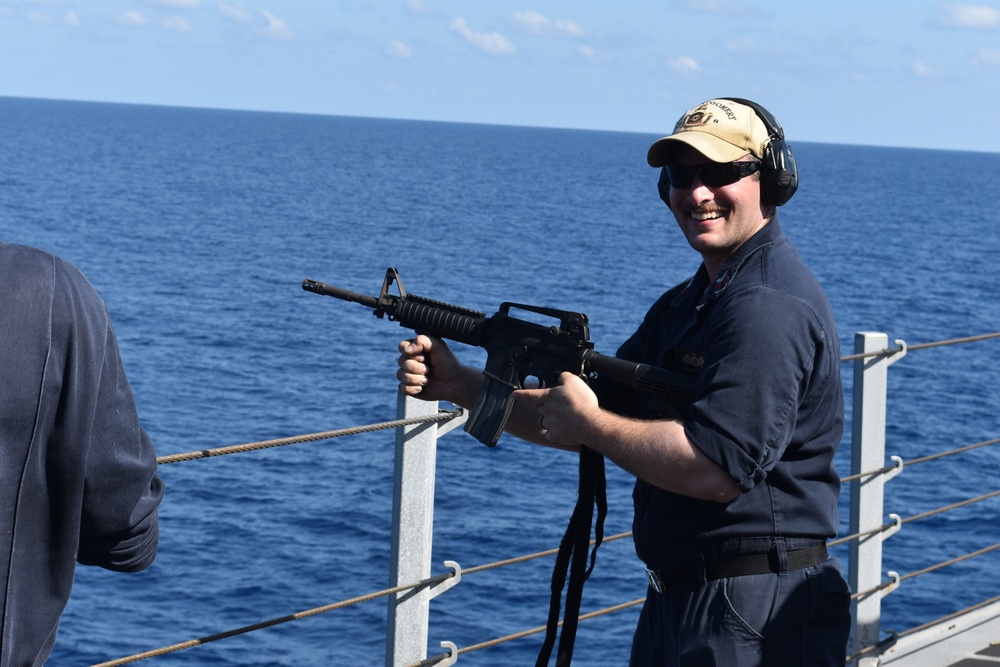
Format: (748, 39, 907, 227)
(643, 566, 664, 594)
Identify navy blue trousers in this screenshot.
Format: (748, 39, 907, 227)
(628, 558, 850, 667)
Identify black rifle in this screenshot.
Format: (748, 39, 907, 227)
(302, 268, 694, 666)
(302, 268, 694, 447)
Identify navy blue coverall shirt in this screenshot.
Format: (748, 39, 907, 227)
(0, 243, 163, 666)
(596, 219, 844, 565)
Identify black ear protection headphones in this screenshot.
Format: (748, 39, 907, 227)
(656, 97, 798, 207)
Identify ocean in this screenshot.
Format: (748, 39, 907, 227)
(1, 96, 998, 665)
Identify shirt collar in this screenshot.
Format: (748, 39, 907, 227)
(708, 218, 783, 296)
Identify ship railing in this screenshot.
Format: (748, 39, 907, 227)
(840, 331, 1000, 666)
(90, 331, 1000, 667)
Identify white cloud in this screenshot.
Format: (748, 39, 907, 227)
(449, 17, 515, 55)
(726, 36, 758, 53)
(214, 3, 294, 40)
(112, 7, 194, 32)
(149, 0, 201, 7)
(404, 0, 435, 16)
(669, 56, 701, 75)
(161, 15, 192, 31)
(911, 59, 943, 78)
(259, 9, 294, 40)
(217, 1, 252, 23)
(971, 48, 1000, 67)
(115, 9, 151, 26)
(509, 10, 584, 37)
(931, 3, 1000, 28)
(677, 0, 753, 15)
(9, 4, 77, 26)
(577, 44, 605, 64)
(387, 39, 412, 58)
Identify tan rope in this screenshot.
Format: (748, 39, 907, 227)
(463, 531, 632, 575)
(899, 489, 1000, 525)
(90, 535, 635, 665)
(89, 571, 455, 666)
(897, 541, 1000, 583)
(840, 462, 900, 485)
(902, 436, 1000, 468)
(828, 518, 898, 548)
(457, 597, 645, 654)
(156, 409, 463, 464)
(851, 591, 1000, 664)
(839, 331, 1000, 362)
(850, 541, 1000, 601)
(830, 488, 1000, 548)
(894, 592, 1000, 639)
(406, 598, 646, 667)
(841, 436, 1000, 483)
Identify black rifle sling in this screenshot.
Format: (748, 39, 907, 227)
(535, 445, 607, 667)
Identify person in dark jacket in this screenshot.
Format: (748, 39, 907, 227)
(0, 242, 163, 665)
(395, 98, 850, 666)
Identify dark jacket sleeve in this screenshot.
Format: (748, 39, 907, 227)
(0, 245, 164, 663)
(50, 257, 164, 572)
(74, 319, 163, 571)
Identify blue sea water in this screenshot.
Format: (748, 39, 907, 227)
(0, 96, 998, 665)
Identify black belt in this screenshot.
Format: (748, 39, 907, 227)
(643, 544, 828, 594)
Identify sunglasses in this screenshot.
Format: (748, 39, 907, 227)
(663, 161, 761, 189)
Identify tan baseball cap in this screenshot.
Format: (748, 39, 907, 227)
(647, 98, 770, 167)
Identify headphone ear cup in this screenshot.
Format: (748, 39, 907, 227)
(657, 167, 671, 205)
(760, 138, 798, 206)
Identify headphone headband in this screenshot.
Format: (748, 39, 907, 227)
(720, 97, 798, 206)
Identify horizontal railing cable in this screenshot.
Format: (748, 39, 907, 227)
(846, 592, 1000, 664)
(88, 570, 456, 667)
(901, 436, 1000, 469)
(899, 488, 1000, 525)
(895, 541, 1000, 583)
(830, 488, 1000, 548)
(828, 517, 899, 548)
(839, 331, 1000, 362)
(155, 409, 463, 464)
(851, 541, 1000, 601)
(463, 530, 632, 575)
(406, 598, 646, 667)
(91, 533, 633, 665)
(893, 592, 1000, 640)
(840, 435, 1000, 483)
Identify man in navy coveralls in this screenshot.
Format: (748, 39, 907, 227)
(396, 98, 850, 666)
(0, 242, 163, 665)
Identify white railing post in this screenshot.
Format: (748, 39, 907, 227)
(848, 332, 905, 666)
(386, 395, 441, 667)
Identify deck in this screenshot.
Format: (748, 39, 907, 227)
(881, 599, 1000, 666)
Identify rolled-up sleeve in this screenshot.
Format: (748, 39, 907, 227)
(684, 286, 820, 492)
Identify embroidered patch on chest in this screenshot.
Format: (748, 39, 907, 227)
(669, 347, 705, 371)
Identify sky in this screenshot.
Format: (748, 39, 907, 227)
(1, 0, 999, 153)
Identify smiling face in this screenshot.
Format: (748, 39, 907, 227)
(666, 145, 773, 280)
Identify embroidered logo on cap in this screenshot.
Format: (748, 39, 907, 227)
(676, 105, 713, 132)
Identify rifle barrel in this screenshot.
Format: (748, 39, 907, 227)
(302, 279, 380, 310)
